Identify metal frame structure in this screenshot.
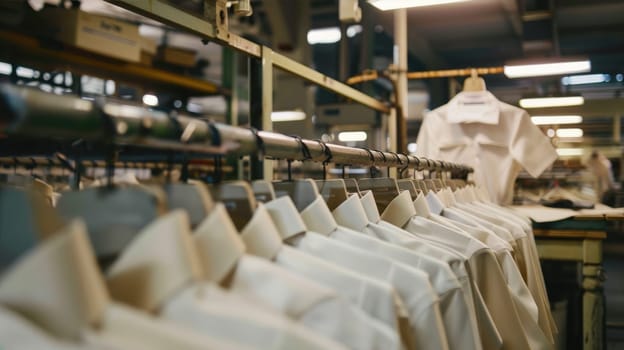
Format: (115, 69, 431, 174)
(105, 0, 391, 179)
(0, 85, 471, 175)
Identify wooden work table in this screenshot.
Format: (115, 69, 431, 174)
(533, 216, 613, 350)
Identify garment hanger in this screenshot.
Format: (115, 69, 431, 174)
(343, 178, 361, 196)
(273, 179, 319, 212)
(269, 136, 319, 212)
(56, 151, 167, 265)
(251, 180, 276, 203)
(312, 139, 350, 210)
(397, 179, 420, 200)
(107, 210, 204, 312)
(209, 181, 256, 231)
(358, 177, 400, 214)
(0, 186, 65, 270)
(164, 181, 214, 229)
(0, 220, 110, 341)
(314, 179, 349, 211)
(462, 69, 487, 92)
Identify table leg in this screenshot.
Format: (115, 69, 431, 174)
(582, 238, 605, 350)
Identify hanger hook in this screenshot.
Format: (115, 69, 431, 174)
(316, 139, 333, 180)
(399, 153, 410, 179)
(248, 127, 265, 159)
(388, 151, 401, 177)
(360, 147, 375, 177)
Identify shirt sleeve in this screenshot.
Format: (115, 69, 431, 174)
(415, 112, 439, 158)
(510, 110, 557, 178)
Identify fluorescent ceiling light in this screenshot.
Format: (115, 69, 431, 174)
(519, 96, 584, 108)
(556, 128, 583, 138)
(504, 59, 590, 78)
(271, 110, 306, 122)
(142, 94, 158, 106)
(0, 62, 12, 75)
(368, 0, 470, 11)
(531, 115, 583, 125)
(307, 27, 341, 45)
(556, 148, 584, 157)
(338, 131, 368, 142)
(16, 66, 35, 79)
(346, 24, 363, 38)
(562, 74, 610, 85)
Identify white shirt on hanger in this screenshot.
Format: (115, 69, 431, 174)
(106, 210, 348, 350)
(240, 203, 402, 350)
(0, 220, 248, 350)
(193, 203, 387, 350)
(0, 305, 103, 350)
(298, 195, 449, 350)
(331, 192, 484, 350)
(408, 192, 553, 350)
(416, 90, 557, 204)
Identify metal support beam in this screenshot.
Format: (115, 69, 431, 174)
(614, 114, 621, 144)
(106, 0, 387, 114)
(249, 47, 274, 180)
(393, 8, 408, 156)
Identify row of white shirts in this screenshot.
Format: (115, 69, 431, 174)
(0, 178, 556, 350)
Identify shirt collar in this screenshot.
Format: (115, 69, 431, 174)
(240, 204, 284, 260)
(264, 196, 308, 241)
(0, 220, 110, 339)
(108, 210, 203, 312)
(446, 91, 500, 125)
(426, 191, 446, 215)
(193, 203, 246, 284)
(413, 192, 431, 218)
(380, 190, 416, 228)
(360, 190, 381, 223)
(332, 194, 370, 232)
(443, 188, 458, 207)
(300, 196, 338, 235)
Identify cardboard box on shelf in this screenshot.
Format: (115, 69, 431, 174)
(140, 36, 158, 55)
(140, 51, 153, 66)
(39, 8, 140, 63)
(157, 46, 197, 68)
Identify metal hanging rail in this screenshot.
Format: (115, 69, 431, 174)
(0, 85, 472, 174)
(347, 66, 505, 85)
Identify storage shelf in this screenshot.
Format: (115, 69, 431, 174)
(0, 30, 223, 96)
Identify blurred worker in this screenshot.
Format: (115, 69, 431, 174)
(585, 150, 616, 203)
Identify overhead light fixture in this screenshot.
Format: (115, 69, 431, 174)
(504, 58, 591, 78)
(346, 24, 363, 38)
(531, 115, 583, 125)
(307, 27, 341, 45)
(271, 110, 306, 122)
(338, 131, 367, 142)
(556, 128, 583, 138)
(562, 74, 610, 86)
(519, 96, 584, 108)
(0, 62, 12, 75)
(556, 148, 584, 157)
(368, 0, 470, 11)
(142, 94, 159, 107)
